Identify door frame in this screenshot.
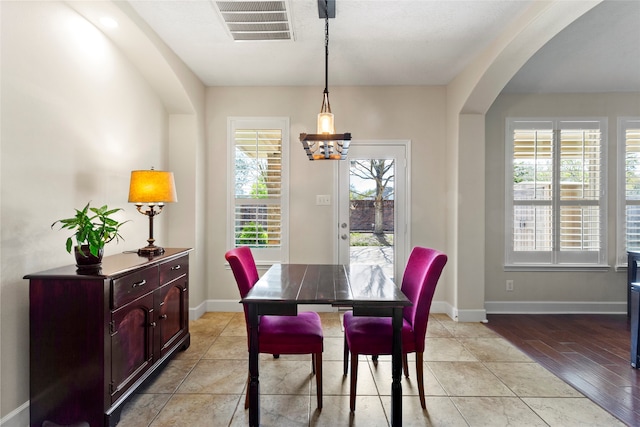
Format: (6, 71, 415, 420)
(334, 139, 411, 283)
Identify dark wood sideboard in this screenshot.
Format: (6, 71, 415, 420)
(25, 248, 191, 427)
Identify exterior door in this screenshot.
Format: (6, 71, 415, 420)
(337, 141, 409, 283)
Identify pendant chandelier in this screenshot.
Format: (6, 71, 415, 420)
(300, 0, 351, 160)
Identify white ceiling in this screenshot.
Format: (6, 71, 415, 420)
(127, 0, 640, 93)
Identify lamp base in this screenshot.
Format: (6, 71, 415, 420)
(137, 245, 165, 257)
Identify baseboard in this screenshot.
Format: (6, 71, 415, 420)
(429, 301, 487, 323)
(0, 400, 28, 427)
(193, 299, 468, 321)
(189, 299, 208, 321)
(429, 301, 454, 319)
(190, 298, 628, 325)
(485, 300, 627, 314)
(191, 299, 627, 322)
(204, 299, 244, 313)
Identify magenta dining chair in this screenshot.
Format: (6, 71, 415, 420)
(225, 246, 324, 409)
(343, 246, 447, 411)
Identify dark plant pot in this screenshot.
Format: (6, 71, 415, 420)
(75, 245, 104, 271)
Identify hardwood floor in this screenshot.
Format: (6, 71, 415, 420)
(485, 314, 640, 426)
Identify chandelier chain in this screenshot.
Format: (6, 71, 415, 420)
(324, 0, 329, 94)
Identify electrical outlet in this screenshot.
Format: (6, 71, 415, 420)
(506, 280, 514, 291)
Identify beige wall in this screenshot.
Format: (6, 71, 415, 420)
(0, 1, 164, 416)
(485, 93, 640, 311)
(206, 86, 449, 302)
(0, 1, 205, 422)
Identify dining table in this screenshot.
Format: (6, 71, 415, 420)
(241, 263, 411, 427)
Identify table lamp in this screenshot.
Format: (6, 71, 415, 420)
(128, 168, 177, 256)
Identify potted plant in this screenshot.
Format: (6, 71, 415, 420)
(52, 202, 128, 268)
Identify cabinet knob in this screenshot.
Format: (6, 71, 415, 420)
(171, 265, 181, 271)
(159, 314, 168, 320)
(150, 322, 156, 327)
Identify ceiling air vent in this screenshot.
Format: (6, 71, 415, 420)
(215, 1, 293, 41)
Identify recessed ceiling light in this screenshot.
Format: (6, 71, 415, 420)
(99, 16, 119, 29)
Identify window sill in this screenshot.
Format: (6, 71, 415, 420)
(614, 263, 628, 272)
(504, 264, 610, 272)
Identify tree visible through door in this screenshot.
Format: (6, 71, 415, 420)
(349, 159, 395, 279)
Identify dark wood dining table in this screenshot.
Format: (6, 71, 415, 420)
(241, 263, 411, 426)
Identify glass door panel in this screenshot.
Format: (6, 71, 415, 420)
(338, 142, 407, 283)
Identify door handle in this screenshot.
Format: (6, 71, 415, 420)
(341, 234, 348, 240)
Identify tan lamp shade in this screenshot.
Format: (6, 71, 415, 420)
(128, 170, 178, 204)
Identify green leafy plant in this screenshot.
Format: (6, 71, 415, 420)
(236, 221, 268, 247)
(52, 202, 128, 257)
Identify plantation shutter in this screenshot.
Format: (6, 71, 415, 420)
(625, 120, 640, 251)
(507, 119, 606, 267)
(512, 123, 553, 255)
(233, 129, 282, 249)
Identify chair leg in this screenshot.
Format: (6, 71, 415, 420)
(372, 354, 378, 362)
(343, 335, 349, 376)
(312, 353, 316, 375)
(403, 353, 409, 378)
(315, 352, 323, 409)
(416, 352, 426, 409)
(350, 352, 358, 412)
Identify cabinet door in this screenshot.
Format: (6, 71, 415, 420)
(110, 292, 154, 404)
(155, 277, 188, 358)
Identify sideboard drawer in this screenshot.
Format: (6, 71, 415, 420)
(160, 255, 189, 285)
(112, 266, 158, 309)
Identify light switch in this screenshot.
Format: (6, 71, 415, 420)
(316, 195, 331, 205)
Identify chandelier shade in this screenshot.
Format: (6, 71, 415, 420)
(317, 91, 335, 134)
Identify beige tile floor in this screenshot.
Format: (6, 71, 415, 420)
(118, 312, 625, 426)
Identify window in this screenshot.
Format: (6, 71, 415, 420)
(617, 117, 640, 266)
(505, 118, 607, 268)
(228, 117, 289, 263)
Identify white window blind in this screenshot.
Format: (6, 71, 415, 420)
(618, 118, 640, 265)
(506, 119, 607, 268)
(228, 118, 289, 263)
